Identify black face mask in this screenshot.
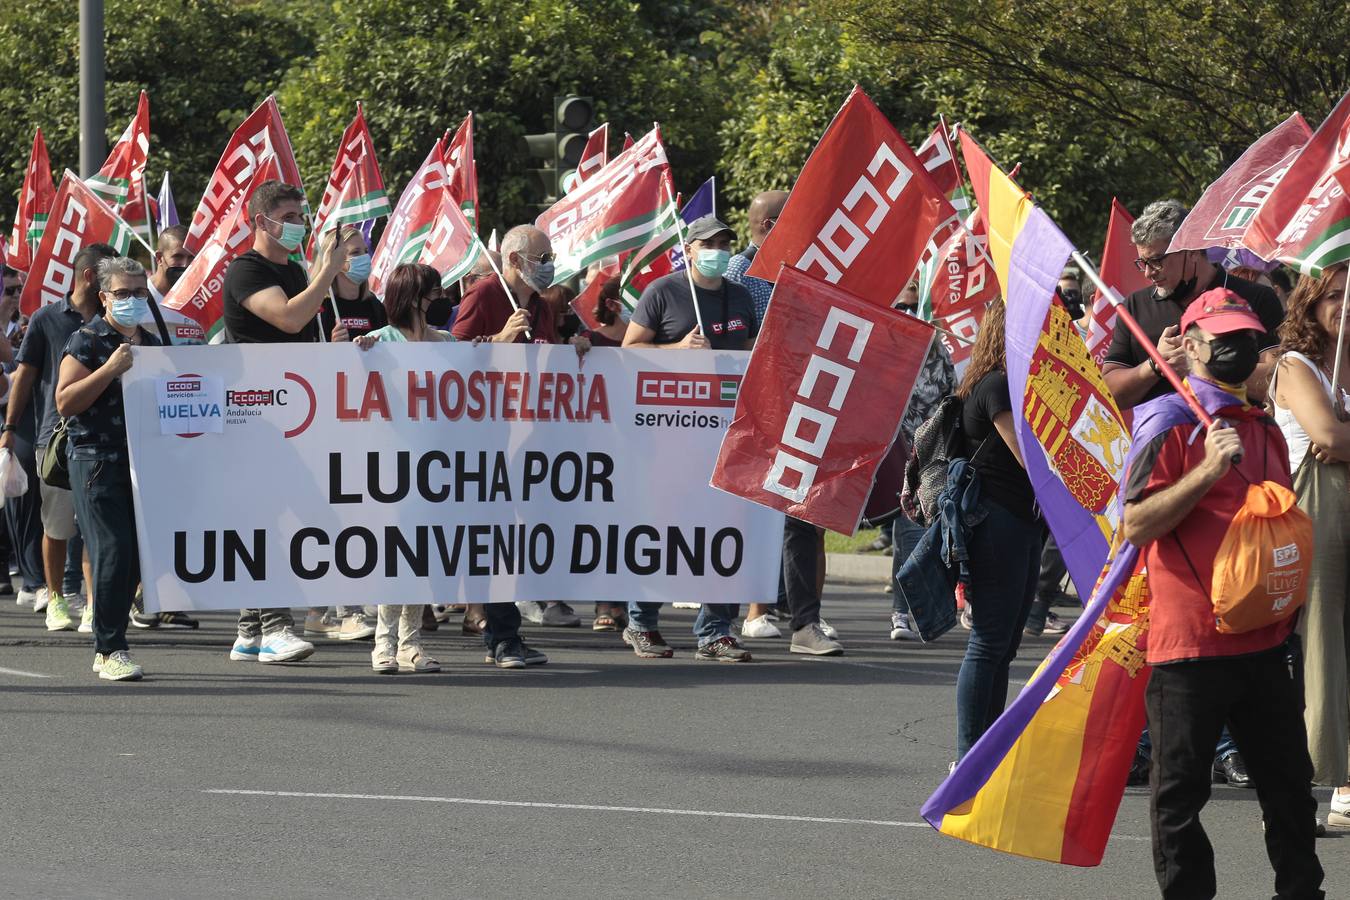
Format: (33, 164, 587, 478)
(1200, 331, 1260, 385)
(165, 265, 189, 287)
(422, 295, 452, 328)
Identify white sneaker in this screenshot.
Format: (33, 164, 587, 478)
(672, 602, 701, 609)
(45, 594, 74, 631)
(890, 611, 920, 641)
(229, 634, 262, 661)
(259, 629, 315, 663)
(32, 586, 49, 613)
(337, 612, 376, 641)
(98, 650, 143, 681)
(78, 601, 94, 633)
(16, 587, 37, 607)
(740, 615, 782, 639)
(819, 617, 838, 639)
(1330, 790, 1350, 827)
(516, 601, 546, 624)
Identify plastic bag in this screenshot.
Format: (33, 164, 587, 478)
(0, 447, 28, 503)
(1211, 480, 1313, 634)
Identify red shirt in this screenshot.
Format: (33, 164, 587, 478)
(1126, 401, 1295, 665)
(450, 277, 559, 344)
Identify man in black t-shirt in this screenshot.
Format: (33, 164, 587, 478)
(1102, 200, 1283, 409)
(223, 180, 345, 665)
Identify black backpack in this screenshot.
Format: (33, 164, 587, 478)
(899, 395, 987, 527)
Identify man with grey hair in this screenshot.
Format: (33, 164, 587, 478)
(1102, 199, 1283, 409)
(55, 255, 163, 680)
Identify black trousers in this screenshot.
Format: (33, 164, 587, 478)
(1146, 644, 1323, 900)
(775, 515, 821, 632)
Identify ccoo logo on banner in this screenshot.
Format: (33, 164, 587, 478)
(710, 266, 935, 534)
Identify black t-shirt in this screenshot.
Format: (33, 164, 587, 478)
(320, 292, 387, 340)
(1103, 271, 1283, 405)
(631, 271, 758, 350)
(963, 370, 1037, 522)
(222, 250, 319, 344)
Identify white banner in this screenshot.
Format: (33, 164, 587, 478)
(123, 343, 783, 612)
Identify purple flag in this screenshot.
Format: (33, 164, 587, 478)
(157, 171, 179, 230)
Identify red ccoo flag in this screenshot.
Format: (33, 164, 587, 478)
(20, 171, 138, 315)
(164, 157, 282, 339)
(370, 137, 450, 299)
(746, 87, 947, 308)
(87, 90, 151, 209)
(711, 265, 935, 534)
(186, 97, 306, 254)
(10, 129, 56, 271)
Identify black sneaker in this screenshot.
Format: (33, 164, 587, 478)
(522, 644, 548, 666)
(158, 611, 199, 629)
(1126, 749, 1150, 787)
(694, 636, 752, 662)
(1213, 752, 1252, 788)
(487, 639, 527, 669)
(0, 581, 14, 597)
(130, 611, 160, 629)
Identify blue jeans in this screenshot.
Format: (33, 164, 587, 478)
(956, 499, 1041, 759)
(627, 601, 739, 646)
(891, 515, 926, 613)
(64, 528, 84, 597)
(1138, 726, 1239, 763)
(68, 457, 138, 655)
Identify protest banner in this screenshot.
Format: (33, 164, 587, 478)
(19, 171, 136, 315)
(745, 87, 946, 307)
(124, 343, 783, 611)
(710, 265, 934, 534)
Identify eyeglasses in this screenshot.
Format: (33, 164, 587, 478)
(522, 251, 556, 264)
(1134, 252, 1174, 274)
(2, 286, 20, 297)
(105, 289, 151, 301)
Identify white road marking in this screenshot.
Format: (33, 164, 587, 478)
(0, 666, 52, 678)
(202, 789, 1150, 842)
(204, 789, 929, 828)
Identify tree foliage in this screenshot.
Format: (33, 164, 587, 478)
(0, 0, 1344, 253)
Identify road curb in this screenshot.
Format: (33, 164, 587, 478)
(826, 552, 891, 584)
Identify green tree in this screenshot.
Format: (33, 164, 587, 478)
(279, 0, 730, 237)
(0, 0, 313, 223)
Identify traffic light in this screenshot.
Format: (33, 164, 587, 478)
(523, 95, 595, 208)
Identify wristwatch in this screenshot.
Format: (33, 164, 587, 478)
(0, 423, 14, 433)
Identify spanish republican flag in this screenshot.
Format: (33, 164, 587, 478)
(922, 138, 1153, 866)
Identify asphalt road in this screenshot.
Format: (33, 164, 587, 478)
(0, 583, 1342, 899)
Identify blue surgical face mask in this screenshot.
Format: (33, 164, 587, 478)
(264, 215, 306, 252)
(109, 295, 149, 327)
(520, 256, 555, 292)
(694, 248, 731, 278)
(344, 253, 372, 284)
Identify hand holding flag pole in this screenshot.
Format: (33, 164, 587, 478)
(482, 236, 532, 342)
(665, 178, 707, 338)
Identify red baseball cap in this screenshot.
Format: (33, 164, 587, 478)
(1179, 288, 1266, 336)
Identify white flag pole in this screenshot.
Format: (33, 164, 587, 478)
(666, 180, 706, 336)
(483, 236, 532, 342)
(1330, 272, 1350, 420)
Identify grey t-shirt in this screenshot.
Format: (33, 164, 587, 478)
(631, 271, 758, 349)
(15, 296, 87, 449)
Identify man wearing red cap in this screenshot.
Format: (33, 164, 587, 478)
(1122, 289, 1323, 900)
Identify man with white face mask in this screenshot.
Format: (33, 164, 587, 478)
(451, 224, 557, 345)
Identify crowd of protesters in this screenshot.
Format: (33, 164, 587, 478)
(1, 181, 1343, 897)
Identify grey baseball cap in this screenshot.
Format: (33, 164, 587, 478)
(684, 214, 735, 243)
